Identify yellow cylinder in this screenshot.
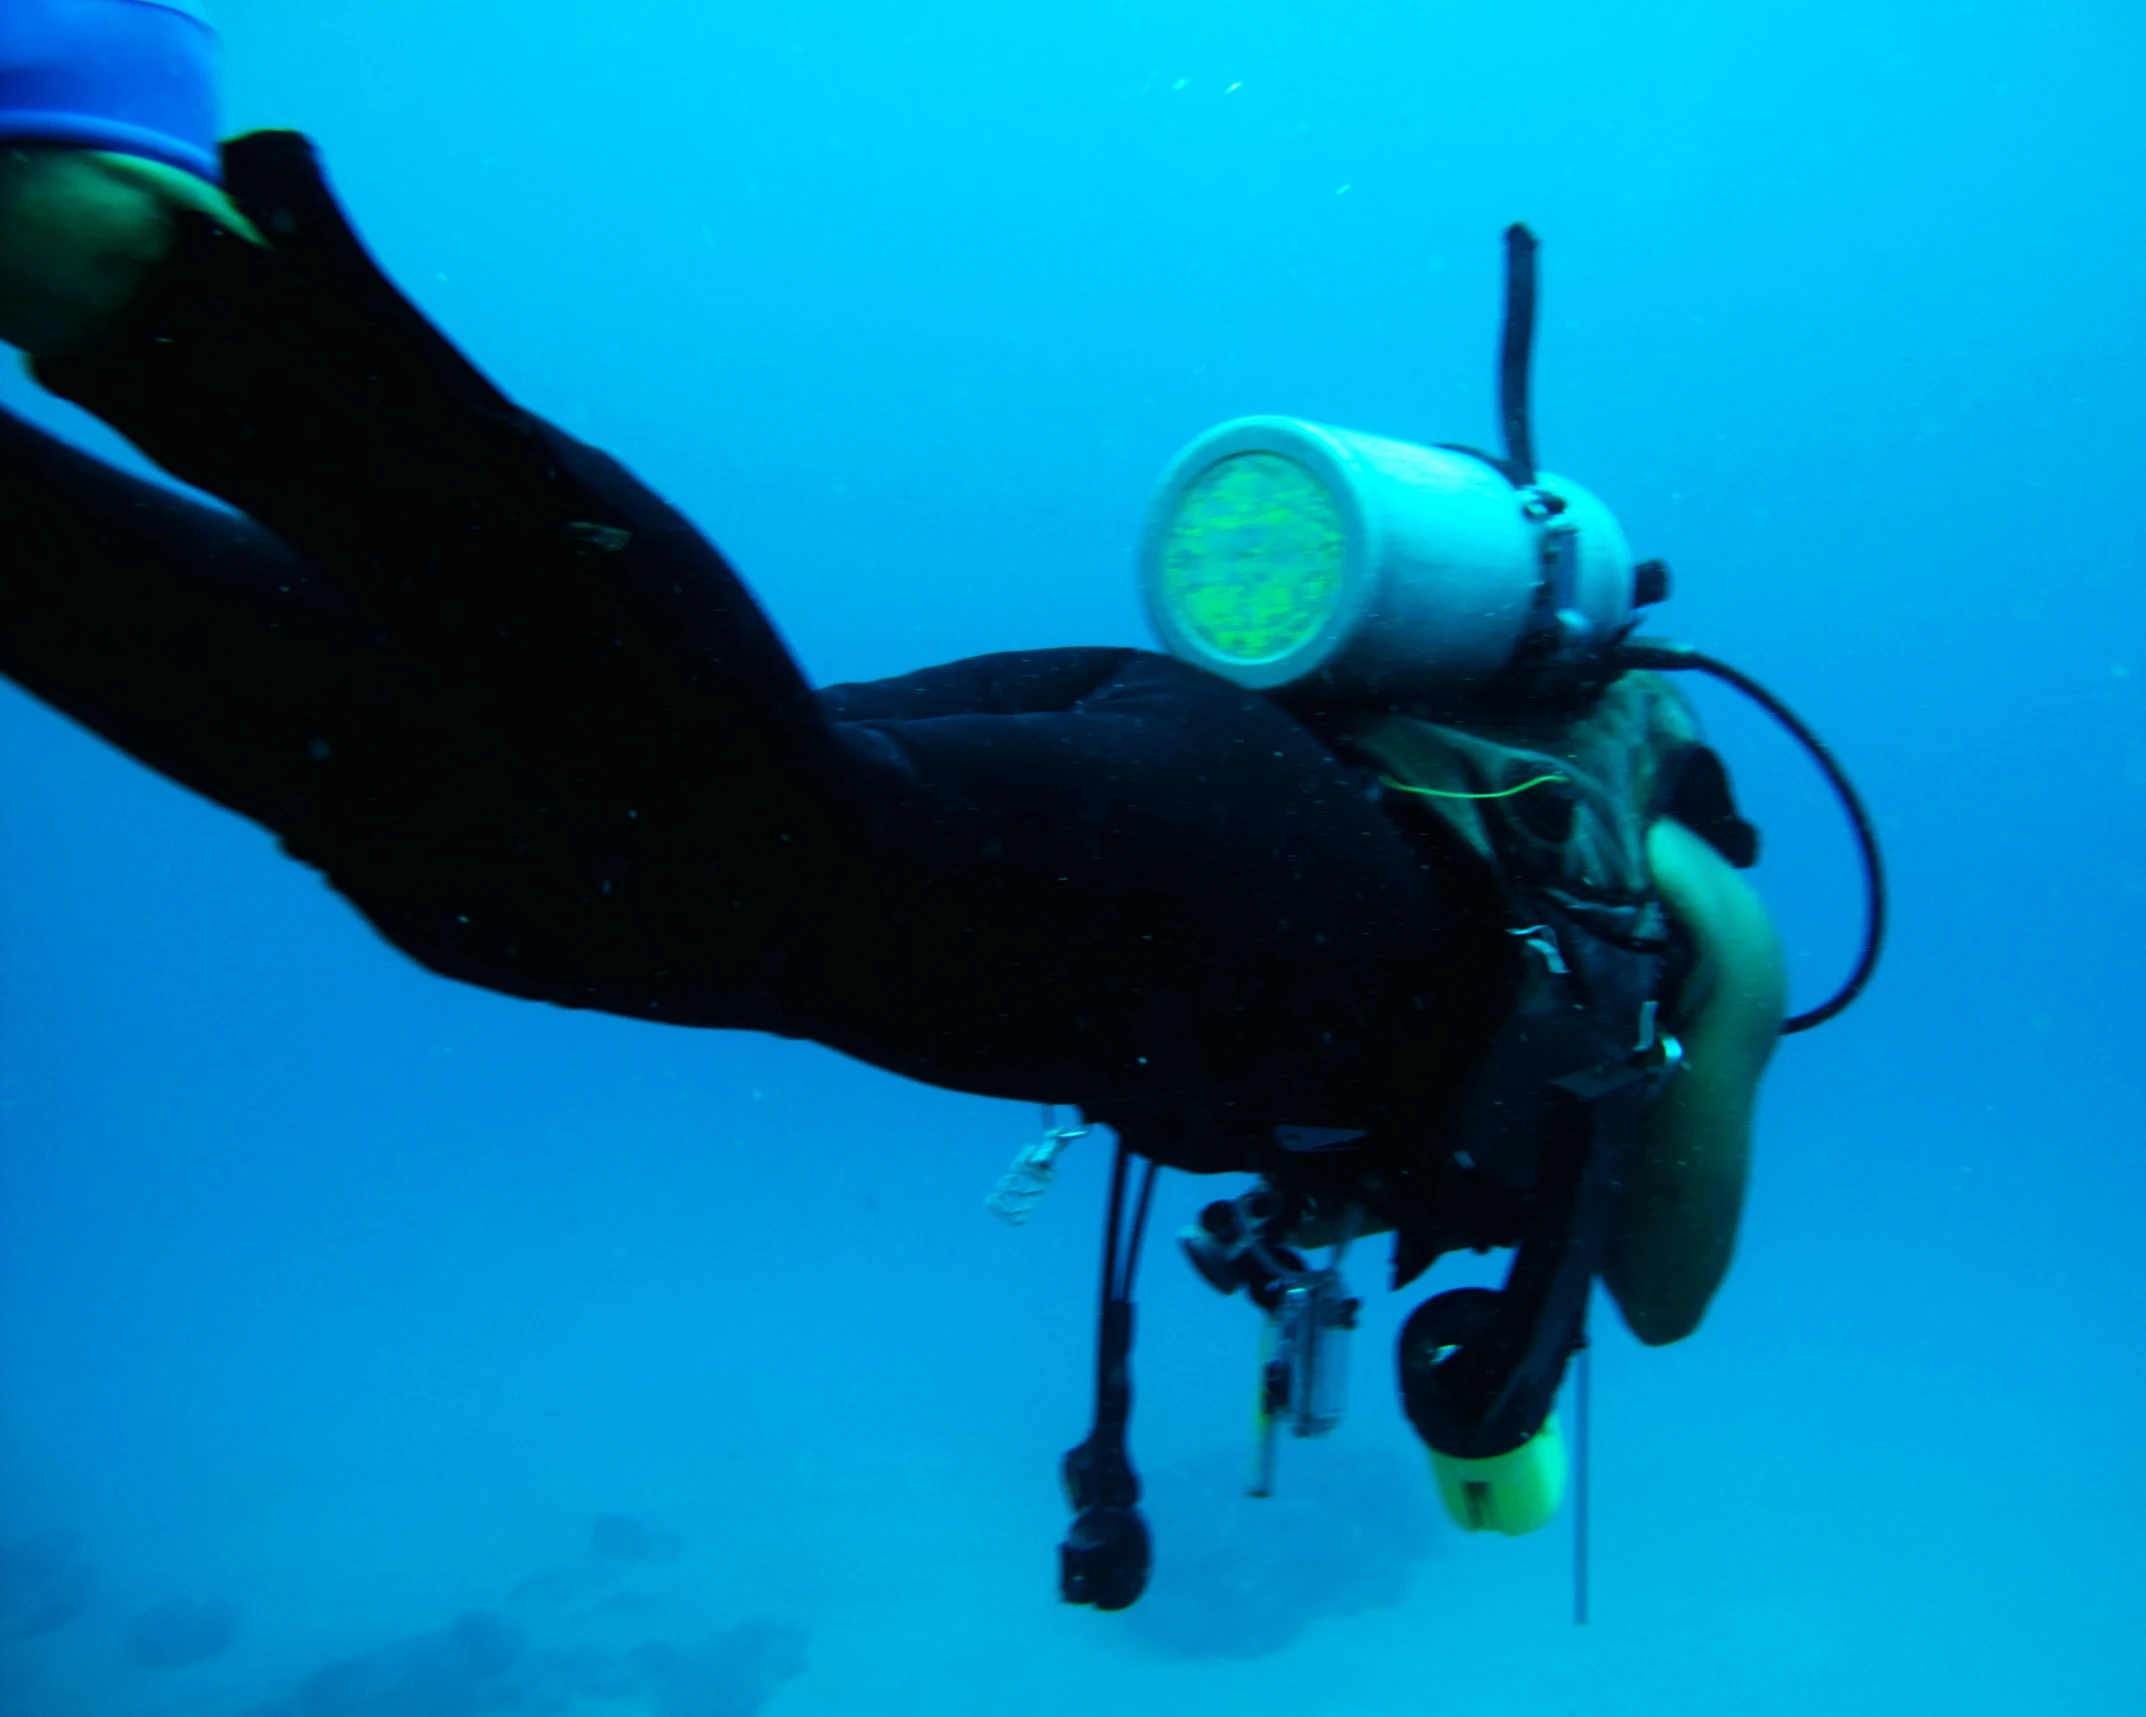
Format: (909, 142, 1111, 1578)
(1428, 1416, 1568, 1536)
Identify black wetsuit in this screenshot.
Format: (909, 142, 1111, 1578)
(0, 134, 1508, 1152)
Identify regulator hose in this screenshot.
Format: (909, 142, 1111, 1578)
(1618, 639, 1887, 1033)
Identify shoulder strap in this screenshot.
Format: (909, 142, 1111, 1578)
(1399, 1073, 1650, 1461)
(1337, 671, 1756, 894)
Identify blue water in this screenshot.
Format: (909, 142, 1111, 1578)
(4, 1, 2143, 1711)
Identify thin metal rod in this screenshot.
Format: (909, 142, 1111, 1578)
(1573, 1337, 1592, 1626)
(1619, 640, 1888, 1032)
(1119, 1161, 1160, 1299)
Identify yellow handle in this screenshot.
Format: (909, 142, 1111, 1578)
(1428, 1415, 1568, 1536)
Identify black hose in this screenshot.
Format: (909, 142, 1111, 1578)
(1120, 1160, 1159, 1299)
(1087, 1145, 1160, 1430)
(1619, 640, 1887, 1033)
(1499, 224, 1540, 486)
(1093, 1142, 1130, 1395)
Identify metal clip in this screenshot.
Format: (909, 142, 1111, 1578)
(985, 1107, 1090, 1225)
(1508, 923, 1570, 975)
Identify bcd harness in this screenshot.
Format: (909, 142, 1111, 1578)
(1050, 670, 1764, 1610)
(1350, 671, 1750, 1464)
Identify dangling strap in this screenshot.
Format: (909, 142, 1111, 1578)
(1058, 1141, 1159, 1610)
(1399, 1076, 1646, 1461)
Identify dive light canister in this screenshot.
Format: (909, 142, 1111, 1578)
(1427, 1415, 1568, 1536)
(0, 0, 221, 181)
(1140, 417, 1636, 706)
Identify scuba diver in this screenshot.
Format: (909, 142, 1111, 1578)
(0, 2, 1881, 1613)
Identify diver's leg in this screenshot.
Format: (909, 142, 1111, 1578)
(30, 131, 840, 843)
(0, 402, 823, 1021)
(0, 406, 642, 997)
(5, 133, 1460, 1064)
(787, 649, 1485, 1108)
(0, 404, 450, 832)
(11, 133, 867, 1019)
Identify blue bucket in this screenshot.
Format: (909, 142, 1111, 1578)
(0, 0, 220, 181)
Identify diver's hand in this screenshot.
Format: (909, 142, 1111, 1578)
(0, 146, 260, 357)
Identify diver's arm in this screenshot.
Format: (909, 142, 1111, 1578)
(1604, 817, 1786, 1346)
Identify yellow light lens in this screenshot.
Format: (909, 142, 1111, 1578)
(1159, 453, 1346, 664)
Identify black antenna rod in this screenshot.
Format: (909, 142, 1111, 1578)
(1499, 223, 1540, 485)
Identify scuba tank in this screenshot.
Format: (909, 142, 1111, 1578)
(1140, 227, 1650, 714)
(1139, 416, 1640, 710)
